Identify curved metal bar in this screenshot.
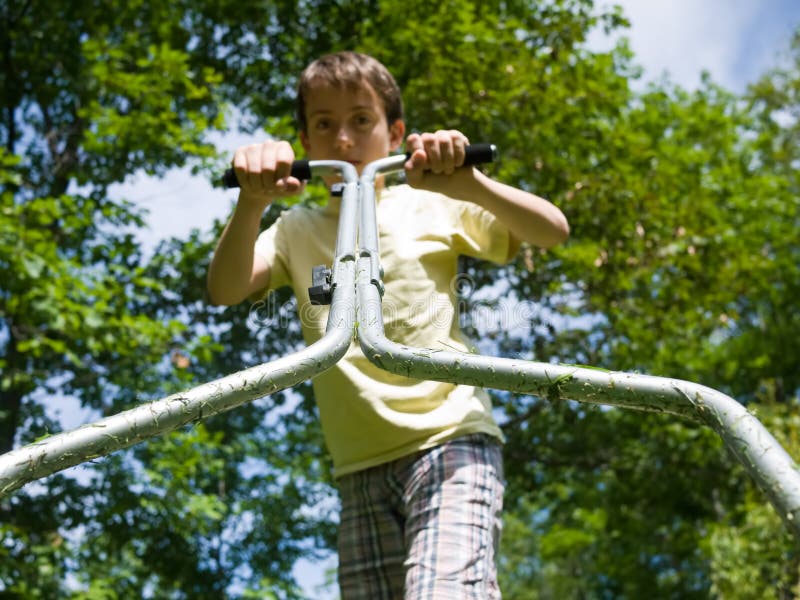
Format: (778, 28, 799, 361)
(355, 269, 800, 537)
(6, 149, 800, 546)
(354, 154, 800, 538)
(0, 291, 354, 497)
(0, 161, 360, 498)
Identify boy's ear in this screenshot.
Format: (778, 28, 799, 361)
(300, 130, 310, 152)
(389, 119, 405, 151)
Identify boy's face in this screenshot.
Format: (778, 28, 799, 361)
(300, 81, 404, 174)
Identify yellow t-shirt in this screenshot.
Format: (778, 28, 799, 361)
(255, 184, 515, 477)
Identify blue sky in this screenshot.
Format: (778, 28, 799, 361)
(604, 0, 800, 91)
(74, 2, 800, 597)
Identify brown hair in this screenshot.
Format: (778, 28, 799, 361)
(296, 51, 403, 132)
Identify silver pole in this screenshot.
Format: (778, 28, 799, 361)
(0, 161, 360, 498)
(353, 157, 800, 539)
(5, 152, 799, 544)
(356, 274, 800, 536)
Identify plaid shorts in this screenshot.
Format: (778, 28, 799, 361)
(336, 434, 504, 600)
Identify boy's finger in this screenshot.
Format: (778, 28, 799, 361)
(282, 178, 305, 194)
(273, 141, 295, 182)
(404, 148, 427, 171)
(422, 134, 442, 173)
(452, 133, 467, 167)
(232, 148, 248, 184)
(258, 143, 277, 190)
(437, 132, 455, 174)
(405, 132, 422, 151)
(404, 135, 424, 166)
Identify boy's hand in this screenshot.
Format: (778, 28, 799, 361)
(231, 140, 305, 209)
(404, 131, 472, 193)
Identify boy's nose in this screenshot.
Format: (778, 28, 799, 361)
(334, 126, 354, 148)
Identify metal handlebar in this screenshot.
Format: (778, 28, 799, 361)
(3, 149, 800, 541)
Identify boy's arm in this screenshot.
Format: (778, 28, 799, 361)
(404, 131, 569, 249)
(207, 200, 272, 306)
(207, 141, 303, 306)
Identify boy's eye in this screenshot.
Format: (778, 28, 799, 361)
(315, 119, 331, 131)
(354, 114, 373, 127)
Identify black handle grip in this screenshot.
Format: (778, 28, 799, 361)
(466, 143, 497, 165)
(221, 144, 496, 188)
(221, 160, 312, 189)
(404, 142, 497, 166)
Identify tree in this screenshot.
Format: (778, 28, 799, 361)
(2, 0, 799, 596)
(492, 33, 800, 600)
(0, 0, 332, 595)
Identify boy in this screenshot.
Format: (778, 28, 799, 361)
(208, 52, 569, 599)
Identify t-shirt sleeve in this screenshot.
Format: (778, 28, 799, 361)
(452, 199, 519, 264)
(253, 214, 291, 295)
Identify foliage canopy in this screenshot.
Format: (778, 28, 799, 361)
(1, 0, 798, 597)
